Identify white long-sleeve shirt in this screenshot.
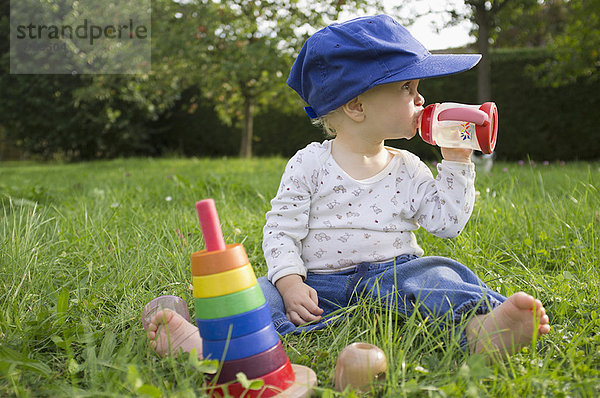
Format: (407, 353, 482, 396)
(263, 140, 476, 284)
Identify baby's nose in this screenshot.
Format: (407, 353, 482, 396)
(415, 94, 425, 106)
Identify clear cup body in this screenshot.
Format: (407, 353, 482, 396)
(427, 103, 482, 151)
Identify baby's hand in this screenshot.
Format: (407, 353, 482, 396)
(441, 147, 472, 163)
(275, 274, 324, 326)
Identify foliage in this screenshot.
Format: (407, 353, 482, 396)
(528, 0, 600, 86)
(154, 48, 600, 161)
(392, 0, 599, 88)
(391, 0, 544, 103)
(0, 0, 171, 159)
(160, 0, 383, 157)
(1, 0, 597, 160)
(152, 87, 241, 157)
(0, 72, 166, 159)
(1, 158, 600, 395)
(391, 0, 555, 46)
(0, 0, 383, 159)
(464, 0, 557, 46)
(493, 0, 569, 47)
(422, 48, 600, 161)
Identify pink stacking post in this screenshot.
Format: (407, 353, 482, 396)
(196, 199, 226, 252)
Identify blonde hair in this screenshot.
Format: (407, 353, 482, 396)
(310, 109, 339, 137)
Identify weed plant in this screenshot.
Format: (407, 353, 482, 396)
(1, 158, 599, 396)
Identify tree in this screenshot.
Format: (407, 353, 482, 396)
(0, 0, 183, 159)
(391, 0, 541, 102)
(162, 0, 383, 158)
(393, 0, 599, 92)
(493, 0, 569, 48)
(1, 0, 383, 159)
(529, 0, 600, 86)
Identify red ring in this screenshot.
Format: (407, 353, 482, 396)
(211, 340, 288, 384)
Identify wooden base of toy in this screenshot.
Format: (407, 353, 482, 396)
(275, 364, 317, 398)
(209, 364, 317, 398)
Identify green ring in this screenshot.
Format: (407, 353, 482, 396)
(195, 284, 266, 319)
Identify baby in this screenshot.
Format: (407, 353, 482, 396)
(146, 15, 549, 360)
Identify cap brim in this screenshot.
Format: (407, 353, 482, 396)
(375, 53, 482, 85)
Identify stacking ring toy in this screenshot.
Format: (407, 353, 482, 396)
(193, 263, 257, 298)
(196, 302, 271, 340)
(212, 340, 288, 383)
(203, 324, 279, 361)
(191, 243, 249, 276)
(194, 199, 318, 398)
(195, 284, 265, 319)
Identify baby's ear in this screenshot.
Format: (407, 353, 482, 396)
(341, 97, 365, 122)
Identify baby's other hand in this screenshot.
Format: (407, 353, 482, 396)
(275, 274, 324, 326)
(441, 147, 472, 163)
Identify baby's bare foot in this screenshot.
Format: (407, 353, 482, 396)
(146, 309, 203, 358)
(467, 292, 550, 358)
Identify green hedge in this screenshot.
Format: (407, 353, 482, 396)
(161, 48, 599, 161)
(4, 48, 596, 161)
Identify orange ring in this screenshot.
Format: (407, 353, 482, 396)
(191, 244, 249, 276)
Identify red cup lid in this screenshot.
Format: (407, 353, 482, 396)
(419, 104, 437, 145)
(475, 102, 498, 154)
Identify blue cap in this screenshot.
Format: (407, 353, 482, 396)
(287, 15, 482, 118)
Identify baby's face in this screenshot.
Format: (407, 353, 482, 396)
(359, 80, 424, 141)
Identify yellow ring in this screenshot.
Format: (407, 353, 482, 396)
(193, 263, 257, 298)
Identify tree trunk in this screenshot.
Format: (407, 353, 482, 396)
(475, 2, 492, 102)
(239, 95, 254, 158)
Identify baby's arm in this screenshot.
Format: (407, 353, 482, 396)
(441, 147, 472, 163)
(408, 149, 476, 238)
(263, 157, 311, 282)
(263, 145, 323, 325)
(275, 274, 323, 325)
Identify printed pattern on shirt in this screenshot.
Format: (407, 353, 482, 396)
(262, 140, 476, 283)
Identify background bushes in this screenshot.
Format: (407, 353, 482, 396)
(2, 48, 599, 161)
(422, 48, 600, 161)
(156, 48, 599, 161)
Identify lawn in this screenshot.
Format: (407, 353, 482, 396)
(1, 157, 599, 397)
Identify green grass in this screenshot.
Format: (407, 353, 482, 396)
(1, 157, 599, 397)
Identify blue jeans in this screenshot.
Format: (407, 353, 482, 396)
(257, 255, 506, 347)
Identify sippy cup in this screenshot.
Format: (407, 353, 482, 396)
(141, 295, 190, 330)
(419, 102, 498, 154)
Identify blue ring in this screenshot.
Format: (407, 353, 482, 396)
(196, 302, 272, 340)
(203, 323, 279, 361)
